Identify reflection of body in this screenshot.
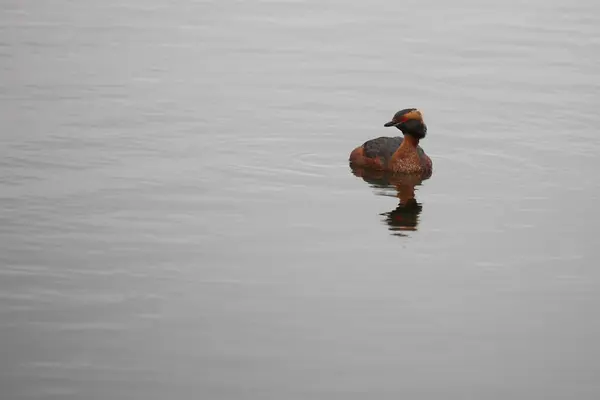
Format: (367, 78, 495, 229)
(349, 108, 432, 177)
(351, 167, 426, 233)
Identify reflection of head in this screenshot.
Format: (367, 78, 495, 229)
(381, 199, 423, 234)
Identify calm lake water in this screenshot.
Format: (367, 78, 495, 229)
(2, 0, 600, 399)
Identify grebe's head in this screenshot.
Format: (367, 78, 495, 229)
(384, 108, 427, 139)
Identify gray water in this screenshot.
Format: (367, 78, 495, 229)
(2, 0, 600, 399)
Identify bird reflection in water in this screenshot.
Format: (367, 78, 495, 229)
(350, 166, 430, 236)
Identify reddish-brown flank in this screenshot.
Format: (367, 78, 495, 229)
(349, 143, 432, 176)
(349, 146, 385, 170)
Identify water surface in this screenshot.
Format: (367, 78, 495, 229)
(2, 0, 600, 399)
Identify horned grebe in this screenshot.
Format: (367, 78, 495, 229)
(349, 108, 432, 177)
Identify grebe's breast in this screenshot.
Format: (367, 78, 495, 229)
(416, 147, 433, 178)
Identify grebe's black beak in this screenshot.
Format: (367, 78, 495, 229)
(384, 121, 399, 127)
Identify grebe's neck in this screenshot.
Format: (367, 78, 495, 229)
(401, 135, 420, 148)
